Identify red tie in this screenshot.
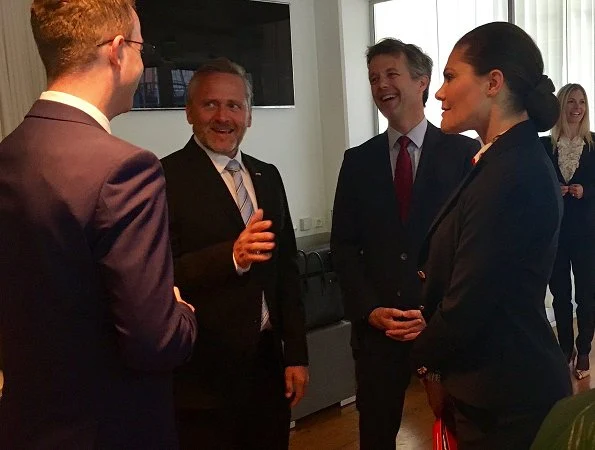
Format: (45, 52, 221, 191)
(394, 135, 413, 221)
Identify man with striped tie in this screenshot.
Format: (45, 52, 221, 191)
(161, 57, 309, 450)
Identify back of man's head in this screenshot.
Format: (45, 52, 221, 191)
(366, 38, 433, 106)
(31, 0, 136, 82)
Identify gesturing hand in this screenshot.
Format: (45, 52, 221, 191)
(233, 209, 276, 269)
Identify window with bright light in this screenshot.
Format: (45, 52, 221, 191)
(372, 0, 508, 134)
(372, 0, 595, 135)
(516, 0, 595, 128)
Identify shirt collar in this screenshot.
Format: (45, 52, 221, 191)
(471, 141, 494, 165)
(471, 125, 514, 165)
(39, 91, 111, 134)
(387, 117, 428, 150)
(193, 135, 246, 174)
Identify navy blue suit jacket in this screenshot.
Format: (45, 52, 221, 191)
(0, 100, 197, 449)
(412, 121, 571, 410)
(331, 121, 478, 352)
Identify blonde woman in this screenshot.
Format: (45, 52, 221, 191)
(541, 83, 595, 380)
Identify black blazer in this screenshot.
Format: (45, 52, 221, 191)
(331, 122, 479, 350)
(161, 138, 308, 409)
(541, 133, 595, 235)
(0, 101, 197, 449)
(412, 121, 572, 410)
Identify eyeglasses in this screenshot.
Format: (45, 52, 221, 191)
(96, 38, 156, 57)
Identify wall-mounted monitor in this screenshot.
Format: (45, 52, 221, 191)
(134, 0, 294, 109)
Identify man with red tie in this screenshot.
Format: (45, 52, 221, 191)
(331, 38, 479, 450)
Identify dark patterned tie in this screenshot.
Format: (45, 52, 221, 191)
(394, 135, 413, 222)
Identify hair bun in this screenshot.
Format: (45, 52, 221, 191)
(525, 75, 560, 132)
(534, 75, 555, 96)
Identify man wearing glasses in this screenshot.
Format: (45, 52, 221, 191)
(0, 1, 196, 449)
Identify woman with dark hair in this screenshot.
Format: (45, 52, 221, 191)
(410, 22, 572, 449)
(541, 83, 595, 380)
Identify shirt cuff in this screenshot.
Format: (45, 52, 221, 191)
(233, 252, 251, 274)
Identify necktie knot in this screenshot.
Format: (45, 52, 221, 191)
(225, 159, 241, 173)
(397, 135, 411, 151)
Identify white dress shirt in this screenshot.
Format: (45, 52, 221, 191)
(195, 136, 258, 211)
(39, 91, 111, 134)
(387, 117, 428, 181)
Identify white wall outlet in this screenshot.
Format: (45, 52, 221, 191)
(314, 217, 324, 228)
(299, 217, 312, 231)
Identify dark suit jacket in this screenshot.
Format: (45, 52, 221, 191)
(0, 100, 197, 449)
(161, 138, 308, 409)
(541, 133, 595, 236)
(411, 120, 572, 410)
(331, 121, 478, 352)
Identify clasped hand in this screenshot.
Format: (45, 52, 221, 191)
(233, 209, 276, 269)
(368, 307, 426, 341)
(562, 183, 583, 199)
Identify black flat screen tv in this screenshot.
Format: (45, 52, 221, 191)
(134, 0, 294, 109)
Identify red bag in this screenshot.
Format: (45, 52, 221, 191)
(433, 418, 458, 450)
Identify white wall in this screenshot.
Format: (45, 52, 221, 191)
(111, 0, 374, 237)
(312, 0, 375, 225)
(314, 0, 349, 226)
(339, 0, 375, 149)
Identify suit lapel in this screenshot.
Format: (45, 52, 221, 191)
(242, 154, 271, 218)
(372, 132, 402, 228)
(240, 155, 272, 281)
(407, 123, 439, 226)
(418, 160, 482, 265)
(568, 141, 590, 184)
(413, 123, 439, 193)
(185, 140, 245, 230)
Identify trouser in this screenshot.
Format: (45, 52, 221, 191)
(549, 230, 595, 358)
(354, 340, 412, 450)
(176, 331, 290, 450)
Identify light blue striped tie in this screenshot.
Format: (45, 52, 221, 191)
(226, 159, 254, 225)
(225, 159, 270, 330)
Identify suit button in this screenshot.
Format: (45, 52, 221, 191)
(397, 290, 401, 297)
(417, 270, 426, 280)
(400, 253, 408, 261)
